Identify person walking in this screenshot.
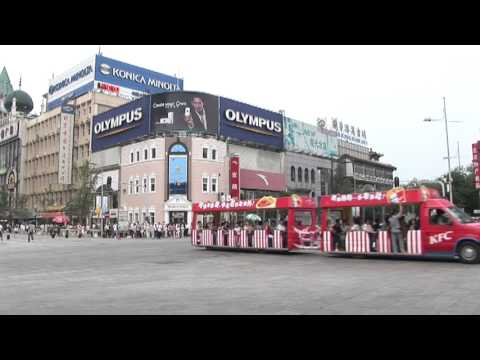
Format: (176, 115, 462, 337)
(27, 222, 35, 243)
(0, 223, 3, 243)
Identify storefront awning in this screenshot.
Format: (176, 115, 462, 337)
(39, 211, 65, 219)
(240, 169, 286, 192)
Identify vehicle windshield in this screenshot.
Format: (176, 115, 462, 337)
(446, 207, 475, 224)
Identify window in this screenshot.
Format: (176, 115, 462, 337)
(130, 151, 134, 163)
(135, 178, 140, 194)
(294, 210, 313, 226)
(136, 150, 140, 162)
(202, 147, 208, 159)
(143, 177, 148, 193)
(429, 208, 452, 225)
(135, 213, 139, 222)
(211, 177, 217, 193)
(151, 147, 156, 159)
(150, 177, 156, 192)
(144, 148, 148, 161)
(129, 179, 133, 195)
(128, 212, 133, 223)
(304, 168, 309, 183)
(202, 177, 209, 193)
(311, 169, 315, 184)
(149, 212, 155, 224)
(211, 149, 217, 160)
(291, 166, 296, 182)
(298, 167, 302, 182)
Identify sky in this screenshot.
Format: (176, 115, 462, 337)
(1, 45, 478, 182)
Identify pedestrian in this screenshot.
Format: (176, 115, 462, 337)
(27, 222, 35, 243)
(0, 223, 3, 243)
(389, 205, 404, 253)
(113, 222, 118, 240)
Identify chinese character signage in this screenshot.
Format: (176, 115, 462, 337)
(230, 156, 240, 199)
(284, 117, 338, 157)
(58, 103, 75, 184)
(332, 118, 368, 146)
(473, 142, 480, 189)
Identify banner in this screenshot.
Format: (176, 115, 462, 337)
(151, 91, 219, 135)
(284, 117, 338, 157)
(230, 156, 240, 199)
(473, 142, 480, 189)
(91, 96, 151, 152)
(58, 102, 75, 184)
(219, 97, 284, 150)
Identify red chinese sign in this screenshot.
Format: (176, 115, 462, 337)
(473, 142, 480, 189)
(193, 195, 316, 212)
(230, 156, 240, 199)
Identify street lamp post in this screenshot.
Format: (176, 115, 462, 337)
(424, 97, 462, 203)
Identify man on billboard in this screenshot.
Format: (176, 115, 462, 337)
(184, 96, 209, 131)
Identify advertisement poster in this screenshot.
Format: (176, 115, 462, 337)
(91, 96, 151, 152)
(473, 142, 480, 189)
(219, 97, 284, 149)
(169, 155, 188, 196)
(151, 91, 219, 135)
(284, 117, 338, 157)
(58, 103, 75, 185)
(230, 156, 240, 199)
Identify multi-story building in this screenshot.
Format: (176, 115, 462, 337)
(21, 54, 183, 219)
(0, 69, 36, 219)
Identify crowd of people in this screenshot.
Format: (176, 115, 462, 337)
(329, 205, 420, 253)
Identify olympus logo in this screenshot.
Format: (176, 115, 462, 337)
(62, 105, 74, 113)
(224, 109, 282, 133)
(94, 107, 143, 135)
(99, 63, 111, 75)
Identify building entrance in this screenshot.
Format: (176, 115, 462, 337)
(169, 211, 187, 224)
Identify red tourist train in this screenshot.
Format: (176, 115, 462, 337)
(191, 187, 480, 264)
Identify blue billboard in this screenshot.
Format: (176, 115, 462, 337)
(91, 96, 151, 153)
(95, 55, 183, 95)
(46, 55, 183, 111)
(219, 97, 284, 150)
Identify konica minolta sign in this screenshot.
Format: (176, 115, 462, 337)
(46, 55, 183, 111)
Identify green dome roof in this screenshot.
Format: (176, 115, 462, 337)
(4, 89, 33, 114)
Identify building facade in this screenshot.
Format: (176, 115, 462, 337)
(21, 55, 182, 218)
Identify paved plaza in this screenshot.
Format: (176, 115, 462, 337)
(1, 234, 480, 314)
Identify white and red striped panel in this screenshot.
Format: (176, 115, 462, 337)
(407, 230, 422, 255)
(377, 231, 391, 253)
(228, 230, 237, 247)
(216, 230, 228, 247)
(191, 230, 198, 246)
(322, 231, 333, 252)
(345, 231, 370, 253)
(201, 230, 213, 246)
(254, 230, 268, 249)
(273, 230, 285, 249)
(239, 231, 249, 248)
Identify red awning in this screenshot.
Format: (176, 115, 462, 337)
(240, 169, 286, 192)
(39, 212, 65, 219)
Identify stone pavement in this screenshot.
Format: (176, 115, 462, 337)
(1, 234, 480, 314)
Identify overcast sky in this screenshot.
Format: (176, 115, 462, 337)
(1, 45, 478, 182)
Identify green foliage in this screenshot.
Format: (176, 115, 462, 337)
(406, 166, 478, 214)
(64, 160, 98, 225)
(0, 188, 7, 209)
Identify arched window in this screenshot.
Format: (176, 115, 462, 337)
(298, 167, 302, 182)
(291, 166, 296, 182)
(168, 143, 188, 197)
(311, 169, 315, 184)
(304, 168, 309, 183)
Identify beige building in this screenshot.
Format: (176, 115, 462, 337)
(22, 92, 128, 214)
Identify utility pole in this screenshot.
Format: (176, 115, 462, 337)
(443, 97, 453, 203)
(457, 141, 461, 169)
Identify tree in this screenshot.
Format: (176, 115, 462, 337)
(406, 166, 478, 214)
(0, 187, 7, 209)
(64, 160, 98, 225)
